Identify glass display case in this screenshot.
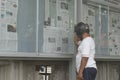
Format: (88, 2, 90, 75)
(0, 0, 76, 54)
(82, 0, 120, 56)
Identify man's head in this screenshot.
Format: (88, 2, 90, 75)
(74, 22, 89, 40)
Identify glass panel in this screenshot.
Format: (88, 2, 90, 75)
(0, 0, 75, 54)
(0, 0, 37, 53)
(83, 2, 109, 55)
(17, 0, 37, 52)
(109, 11, 120, 55)
(41, 0, 75, 53)
(99, 6, 109, 55)
(93, 5, 109, 55)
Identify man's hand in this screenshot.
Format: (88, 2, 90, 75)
(78, 72, 84, 80)
(74, 35, 79, 45)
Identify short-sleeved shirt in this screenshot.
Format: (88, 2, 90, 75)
(76, 37, 97, 73)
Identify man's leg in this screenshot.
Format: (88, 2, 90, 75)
(83, 68, 97, 80)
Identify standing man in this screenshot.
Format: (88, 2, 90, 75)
(74, 22, 97, 80)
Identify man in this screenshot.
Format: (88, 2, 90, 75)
(74, 22, 97, 80)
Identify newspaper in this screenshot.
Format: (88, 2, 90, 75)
(0, 0, 18, 52)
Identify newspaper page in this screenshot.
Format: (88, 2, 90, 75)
(0, 0, 18, 52)
(109, 12, 120, 55)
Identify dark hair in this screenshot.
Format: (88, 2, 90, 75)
(74, 22, 89, 38)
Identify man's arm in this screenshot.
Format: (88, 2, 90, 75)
(78, 57, 88, 80)
(74, 35, 82, 52)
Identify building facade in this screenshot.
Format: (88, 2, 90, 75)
(0, 0, 120, 80)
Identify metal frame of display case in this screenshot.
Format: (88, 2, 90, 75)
(1, 53, 120, 62)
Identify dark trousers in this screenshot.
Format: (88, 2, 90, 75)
(83, 67, 97, 80)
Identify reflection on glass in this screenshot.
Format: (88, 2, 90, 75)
(86, 4, 109, 55)
(17, 0, 37, 52)
(84, 0, 120, 56)
(100, 7, 109, 55)
(93, 6, 109, 55)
